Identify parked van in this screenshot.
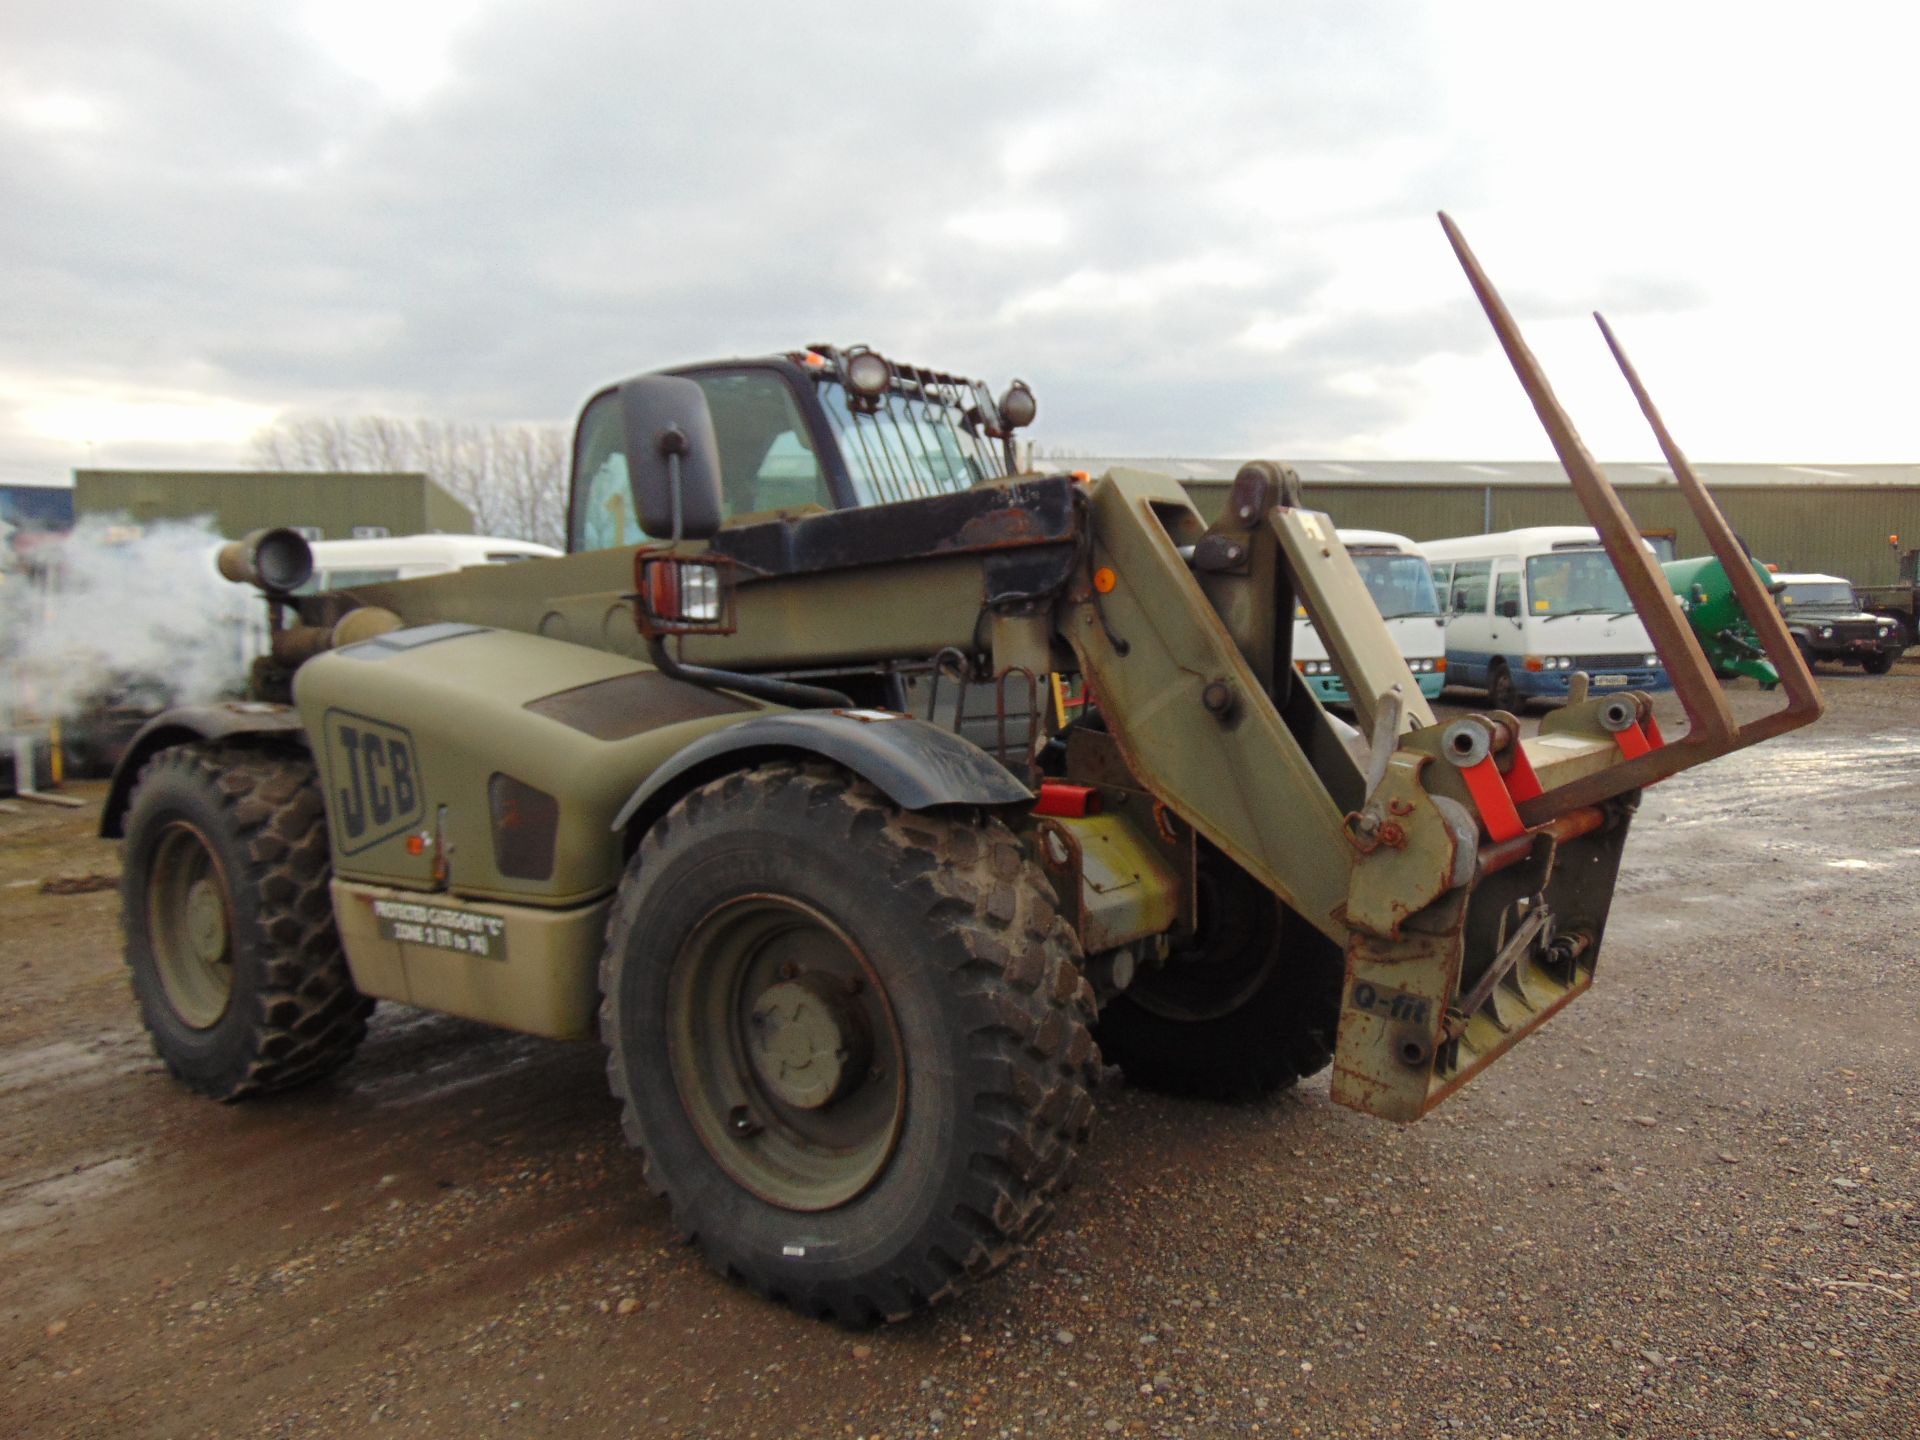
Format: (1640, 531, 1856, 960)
(1425, 526, 1669, 710)
(1293, 530, 1447, 704)
(296, 533, 560, 593)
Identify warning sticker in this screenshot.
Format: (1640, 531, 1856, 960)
(373, 898, 508, 961)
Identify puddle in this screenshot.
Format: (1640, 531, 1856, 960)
(0, 1040, 108, 1097)
(0, 1153, 142, 1237)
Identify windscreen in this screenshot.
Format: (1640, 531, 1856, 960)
(813, 377, 1008, 505)
(1524, 549, 1634, 616)
(1351, 552, 1441, 618)
(1775, 582, 1854, 610)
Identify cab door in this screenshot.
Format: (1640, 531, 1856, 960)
(1444, 559, 1494, 684)
(1492, 563, 1525, 654)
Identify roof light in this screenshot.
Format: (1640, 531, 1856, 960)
(998, 380, 1037, 430)
(843, 347, 893, 408)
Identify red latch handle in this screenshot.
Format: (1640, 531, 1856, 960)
(1459, 756, 1526, 843)
(1034, 781, 1101, 818)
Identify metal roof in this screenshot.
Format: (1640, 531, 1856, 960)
(1045, 458, 1920, 488)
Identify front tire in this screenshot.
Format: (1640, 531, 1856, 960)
(122, 744, 372, 1100)
(1486, 659, 1522, 714)
(600, 762, 1098, 1324)
(1862, 649, 1897, 675)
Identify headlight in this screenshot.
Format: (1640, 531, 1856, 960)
(1644, 654, 1659, 667)
(1819, 626, 1834, 639)
(1879, 623, 1893, 636)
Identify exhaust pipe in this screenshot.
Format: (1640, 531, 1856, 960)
(216, 527, 314, 595)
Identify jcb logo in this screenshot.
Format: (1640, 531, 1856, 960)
(323, 711, 424, 855)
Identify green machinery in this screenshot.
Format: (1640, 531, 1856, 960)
(1665, 553, 1785, 688)
(100, 218, 1820, 1323)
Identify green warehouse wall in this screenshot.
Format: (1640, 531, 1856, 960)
(72, 470, 475, 542)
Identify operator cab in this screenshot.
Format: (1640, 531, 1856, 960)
(568, 346, 1036, 553)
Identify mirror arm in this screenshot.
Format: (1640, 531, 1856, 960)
(645, 636, 855, 711)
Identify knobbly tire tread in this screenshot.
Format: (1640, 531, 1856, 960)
(599, 761, 1099, 1325)
(122, 743, 372, 1101)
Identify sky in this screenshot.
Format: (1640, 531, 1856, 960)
(3, 1, 1916, 487)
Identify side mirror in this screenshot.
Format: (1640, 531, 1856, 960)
(619, 376, 724, 542)
(1497, 597, 1520, 620)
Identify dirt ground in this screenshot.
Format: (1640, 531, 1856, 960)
(3, 669, 1916, 1440)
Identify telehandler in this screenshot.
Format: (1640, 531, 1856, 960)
(102, 217, 1819, 1322)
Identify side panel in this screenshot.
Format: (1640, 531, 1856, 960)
(332, 880, 611, 1039)
(294, 625, 771, 904)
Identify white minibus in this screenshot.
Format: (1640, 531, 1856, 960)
(295, 533, 560, 593)
(1424, 526, 1669, 710)
(1292, 530, 1447, 704)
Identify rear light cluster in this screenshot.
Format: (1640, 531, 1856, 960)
(632, 552, 738, 637)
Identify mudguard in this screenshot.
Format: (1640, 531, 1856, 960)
(612, 710, 1034, 835)
(99, 702, 308, 839)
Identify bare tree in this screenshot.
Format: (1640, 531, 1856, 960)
(250, 416, 569, 549)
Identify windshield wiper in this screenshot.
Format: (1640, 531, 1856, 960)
(1540, 607, 1613, 622)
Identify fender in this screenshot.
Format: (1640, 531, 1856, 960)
(99, 702, 308, 839)
(611, 710, 1033, 835)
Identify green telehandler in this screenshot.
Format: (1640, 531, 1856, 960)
(101, 217, 1819, 1323)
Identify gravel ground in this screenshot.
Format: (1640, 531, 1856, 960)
(2, 668, 1915, 1439)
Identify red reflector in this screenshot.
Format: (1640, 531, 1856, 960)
(642, 558, 680, 620)
(1033, 782, 1101, 818)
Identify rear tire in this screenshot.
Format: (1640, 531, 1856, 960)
(122, 744, 372, 1100)
(1094, 848, 1344, 1100)
(600, 762, 1098, 1324)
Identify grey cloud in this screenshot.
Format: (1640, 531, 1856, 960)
(0, 1, 1595, 481)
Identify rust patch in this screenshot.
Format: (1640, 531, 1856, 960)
(952, 506, 1048, 549)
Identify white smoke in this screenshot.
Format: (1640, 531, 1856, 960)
(0, 516, 264, 725)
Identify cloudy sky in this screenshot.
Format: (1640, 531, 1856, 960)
(3, 1, 1915, 487)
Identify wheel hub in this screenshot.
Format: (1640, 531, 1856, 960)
(148, 822, 235, 1030)
(667, 894, 905, 1211)
(184, 879, 229, 965)
(747, 977, 869, 1110)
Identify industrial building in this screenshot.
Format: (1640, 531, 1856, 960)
(71, 469, 473, 541)
(1067, 459, 1920, 588)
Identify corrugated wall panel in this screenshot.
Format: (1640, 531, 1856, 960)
(1181, 479, 1920, 585)
(72, 471, 475, 541)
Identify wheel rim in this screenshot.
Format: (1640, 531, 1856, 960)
(147, 822, 235, 1029)
(1127, 855, 1280, 1022)
(667, 894, 906, 1212)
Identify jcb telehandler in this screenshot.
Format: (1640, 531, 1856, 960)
(103, 217, 1820, 1323)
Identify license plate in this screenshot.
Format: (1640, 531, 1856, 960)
(1592, 674, 1628, 688)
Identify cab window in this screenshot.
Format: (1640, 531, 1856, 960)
(1449, 559, 1492, 613)
(571, 392, 638, 552)
(693, 370, 831, 519)
(568, 373, 833, 552)
(1494, 569, 1521, 616)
